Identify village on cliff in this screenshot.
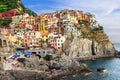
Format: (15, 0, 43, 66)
(0, 9, 105, 70)
(0, 9, 101, 50)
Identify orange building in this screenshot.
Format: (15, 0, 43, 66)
(77, 11, 90, 22)
(23, 34, 30, 47)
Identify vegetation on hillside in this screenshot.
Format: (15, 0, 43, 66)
(0, 0, 37, 27)
(0, 0, 37, 16)
(0, 18, 12, 27)
(78, 20, 109, 44)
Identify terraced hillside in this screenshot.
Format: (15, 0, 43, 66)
(0, 0, 37, 16)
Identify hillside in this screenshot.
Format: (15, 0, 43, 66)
(0, 0, 37, 27)
(0, 0, 37, 16)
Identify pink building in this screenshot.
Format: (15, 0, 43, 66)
(23, 31, 39, 48)
(50, 36, 65, 49)
(23, 34, 30, 47)
(0, 14, 2, 17)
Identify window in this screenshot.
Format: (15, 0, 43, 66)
(43, 51, 45, 53)
(30, 40, 32, 42)
(3, 40, 7, 47)
(67, 28, 69, 30)
(28, 36, 30, 39)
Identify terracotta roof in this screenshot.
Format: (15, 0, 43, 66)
(43, 33, 50, 36)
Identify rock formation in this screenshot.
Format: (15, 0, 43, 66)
(62, 24, 115, 59)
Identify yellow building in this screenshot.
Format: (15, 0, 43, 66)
(27, 16, 36, 25)
(38, 14, 49, 33)
(8, 34, 18, 43)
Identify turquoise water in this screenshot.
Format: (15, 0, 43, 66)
(61, 43, 120, 80)
(62, 58, 120, 80)
(114, 43, 120, 51)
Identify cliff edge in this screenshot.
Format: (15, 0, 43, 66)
(62, 17, 115, 58)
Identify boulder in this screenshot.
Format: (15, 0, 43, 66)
(38, 64, 49, 71)
(97, 67, 106, 73)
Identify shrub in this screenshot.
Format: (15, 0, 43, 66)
(43, 55, 52, 61)
(99, 26, 103, 30)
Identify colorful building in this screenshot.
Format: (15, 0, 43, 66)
(38, 14, 49, 33)
(50, 35, 66, 49)
(8, 34, 18, 44)
(42, 33, 50, 42)
(64, 23, 77, 31)
(23, 31, 41, 48)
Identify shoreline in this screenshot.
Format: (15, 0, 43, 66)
(76, 54, 115, 61)
(51, 55, 119, 80)
(0, 54, 119, 80)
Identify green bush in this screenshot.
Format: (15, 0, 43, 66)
(99, 26, 103, 30)
(43, 55, 52, 61)
(0, 0, 37, 16)
(78, 20, 89, 27)
(0, 18, 12, 27)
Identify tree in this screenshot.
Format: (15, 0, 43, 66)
(99, 26, 103, 30)
(78, 20, 89, 27)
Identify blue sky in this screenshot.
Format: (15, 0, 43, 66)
(22, 0, 120, 43)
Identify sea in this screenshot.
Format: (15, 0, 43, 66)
(114, 43, 120, 51)
(62, 43, 120, 80)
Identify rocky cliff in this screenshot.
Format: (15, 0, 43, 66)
(62, 22, 115, 58)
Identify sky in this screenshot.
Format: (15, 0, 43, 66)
(22, 0, 120, 43)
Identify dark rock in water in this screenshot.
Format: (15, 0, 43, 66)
(97, 67, 105, 73)
(78, 68, 92, 75)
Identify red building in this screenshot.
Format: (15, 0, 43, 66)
(0, 9, 19, 18)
